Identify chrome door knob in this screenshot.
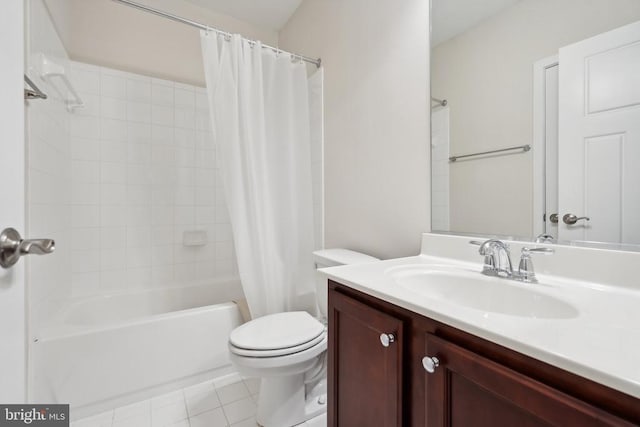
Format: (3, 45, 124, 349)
(0, 228, 55, 269)
(563, 213, 590, 225)
(422, 356, 440, 373)
(549, 213, 559, 224)
(379, 333, 395, 347)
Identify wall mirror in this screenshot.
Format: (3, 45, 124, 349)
(430, 0, 640, 249)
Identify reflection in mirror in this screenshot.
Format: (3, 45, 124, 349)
(430, 0, 640, 249)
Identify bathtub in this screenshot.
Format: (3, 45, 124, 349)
(30, 278, 245, 418)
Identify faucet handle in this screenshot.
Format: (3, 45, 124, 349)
(518, 247, 554, 283)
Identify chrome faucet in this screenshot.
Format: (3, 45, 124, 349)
(478, 239, 513, 278)
(470, 240, 554, 283)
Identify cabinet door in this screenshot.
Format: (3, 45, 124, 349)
(424, 334, 634, 427)
(328, 289, 404, 427)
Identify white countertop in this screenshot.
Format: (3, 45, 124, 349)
(321, 253, 640, 399)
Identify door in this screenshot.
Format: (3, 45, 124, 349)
(328, 287, 403, 427)
(0, 1, 26, 402)
(423, 334, 633, 427)
(558, 20, 640, 244)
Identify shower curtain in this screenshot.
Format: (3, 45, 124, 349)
(201, 32, 321, 319)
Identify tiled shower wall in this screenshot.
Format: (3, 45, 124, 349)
(29, 0, 324, 312)
(431, 107, 450, 231)
(68, 62, 237, 296)
(27, 0, 73, 330)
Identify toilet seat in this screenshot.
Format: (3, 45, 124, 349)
(229, 311, 325, 358)
(230, 335, 327, 371)
(230, 331, 326, 357)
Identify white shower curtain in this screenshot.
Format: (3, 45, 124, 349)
(201, 32, 320, 319)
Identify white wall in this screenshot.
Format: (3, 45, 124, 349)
(67, 62, 237, 296)
(44, 0, 278, 87)
(432, 0, 640, 237)
(279, 0, 431, 259)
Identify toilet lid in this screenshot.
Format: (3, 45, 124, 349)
(229, 332, 326, 358)
(229, 311, 325, 351)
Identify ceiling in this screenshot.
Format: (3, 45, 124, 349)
(432, 0, 522, 46)
(185, 0, 303, 31)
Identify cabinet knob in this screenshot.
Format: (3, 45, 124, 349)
(422, 356, 440, 373)
(379, 333, 395, 347)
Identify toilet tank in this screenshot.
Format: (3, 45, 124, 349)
(313, 249, 379, 318)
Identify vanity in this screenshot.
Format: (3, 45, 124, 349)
(366, 1, 640, 424)
(322, 234, 640, 426)
(321, 2, 640, 425)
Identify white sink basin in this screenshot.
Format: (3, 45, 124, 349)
(386, 265, 579, 319)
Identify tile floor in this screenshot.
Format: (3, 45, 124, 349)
(71, 373, 326, 427)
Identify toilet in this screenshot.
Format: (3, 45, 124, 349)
(228, 249, 379, 427)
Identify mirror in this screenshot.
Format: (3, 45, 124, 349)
(430, 0, 640, 249)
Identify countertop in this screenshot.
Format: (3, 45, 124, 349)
(320, 254, 640, 399)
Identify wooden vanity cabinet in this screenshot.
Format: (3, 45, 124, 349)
(328, 281, 640, 427)
(327, 286, 404, 426)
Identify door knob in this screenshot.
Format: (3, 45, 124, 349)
(0, 228, 55, 269)
(422, 356, 440, 373)
(380, 333, 395, 347)
(549, 213, 559, 224)
(562, 214, 590, 225)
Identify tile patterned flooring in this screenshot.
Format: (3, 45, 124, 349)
(71, 373, 326, 427)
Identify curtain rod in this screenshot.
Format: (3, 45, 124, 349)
(111, 0, 322, 68)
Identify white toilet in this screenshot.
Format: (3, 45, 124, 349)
(228, 249, 379, 427)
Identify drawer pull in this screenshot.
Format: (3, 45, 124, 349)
(422, 356, 440, 373)
(380, 333, 395, 347)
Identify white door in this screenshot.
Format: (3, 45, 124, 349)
(558, 20, 640, 244)
(0, 1, 27, 402)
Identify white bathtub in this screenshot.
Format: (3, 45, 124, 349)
(30, 278, 245, 418)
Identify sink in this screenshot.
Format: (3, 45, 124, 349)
(386, 265, 579, 319)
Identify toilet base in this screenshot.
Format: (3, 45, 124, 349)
(256, 374, 326, 427)
(228, 330, 328, 427)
